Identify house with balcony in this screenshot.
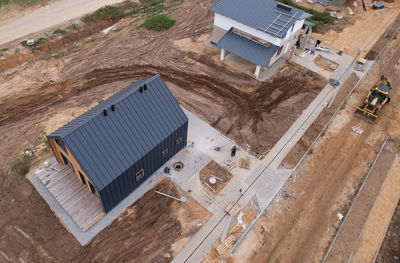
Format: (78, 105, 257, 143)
(209, 0, 312, 78)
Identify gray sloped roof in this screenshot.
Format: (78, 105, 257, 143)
(210, 0, 311, 39)
(217, 28, 280, 66)
(48, 75, 188, 190)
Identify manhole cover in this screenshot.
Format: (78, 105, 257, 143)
(174, 161, 184, 171)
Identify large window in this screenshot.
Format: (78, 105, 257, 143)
(136, 169, 144, 181)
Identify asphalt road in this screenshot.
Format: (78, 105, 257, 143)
(0, 0, 126, 46)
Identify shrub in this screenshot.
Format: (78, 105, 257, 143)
(11, 153, 33, 177)
(139, 14, 175, 31)
(0, 48, 8, 52)
(53, 28, 68, 35)
(66, 23, 79, 30)
(82, 5, 123, 24)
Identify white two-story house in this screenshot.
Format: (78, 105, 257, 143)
(209, 0, 311, 78)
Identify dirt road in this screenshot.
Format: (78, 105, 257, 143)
(232, 22, 400, 263)
(0, 0, 127, 46)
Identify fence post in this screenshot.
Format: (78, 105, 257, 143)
(75, 32, 78, 41)
(16, 55, 21, 66)
(62, 38, 66, 48)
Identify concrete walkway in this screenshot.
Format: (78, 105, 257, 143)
(173, 70, 343, 263)
(0, 0, 126, 46)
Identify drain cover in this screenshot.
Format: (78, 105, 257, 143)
(174, 161, 184, 171)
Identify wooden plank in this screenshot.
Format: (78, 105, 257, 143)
(38, 161, 105, 232)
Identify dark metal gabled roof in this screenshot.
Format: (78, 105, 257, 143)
(48, 75, 188, 190)
(217, 28, 280, 66)
(210, 0, 311, 39)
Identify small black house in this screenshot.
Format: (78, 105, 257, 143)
(47, 74, 188, 212)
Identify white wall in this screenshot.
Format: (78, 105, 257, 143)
(283, 18, 304, 40)
(214, 13, 282, 46)
(214, 13, 305, 47)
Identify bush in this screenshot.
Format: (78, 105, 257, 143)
(53, 28, 68, 35)
(82, 5, 123, 24)
(66, 23, 79, 30)
(139, 14, 175, 31)
(0, 48, 8, 52)
(11, 153, 33, 177)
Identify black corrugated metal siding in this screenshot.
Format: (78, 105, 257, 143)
(100, 121, 188, 212)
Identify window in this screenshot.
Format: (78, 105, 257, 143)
(162, 149, 168, 156)
(136, 169, 144, 181)
(176, 137, 183, 144)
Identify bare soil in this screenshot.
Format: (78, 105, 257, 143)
(199, 160, 232, 194)
(324, 141, 397, 262)
(376, 200, 400, 263)
(365, 12, 400, 60)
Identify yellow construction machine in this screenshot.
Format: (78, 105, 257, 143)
(354, 75, 392, 123)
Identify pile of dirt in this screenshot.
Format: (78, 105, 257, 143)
(376, 200, 400, 263)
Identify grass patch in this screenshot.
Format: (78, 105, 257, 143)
(0, 47, 8, 52)
(11, 153, 33, 177)
(66, 23, 79, 30)
(278, 0, 334, 30)
(82, 5, 123, 24)
(53, 28, 68, 35)
(139, 14, 175, 31)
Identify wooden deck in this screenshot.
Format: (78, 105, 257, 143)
(37, 162, 105, 232)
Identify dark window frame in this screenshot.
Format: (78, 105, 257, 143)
(136, 169, 144, 181)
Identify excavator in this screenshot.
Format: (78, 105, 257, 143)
(354, 75, 392, 123)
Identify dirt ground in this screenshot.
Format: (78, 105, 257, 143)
(229, 18, 400, 263)
(376, 200, 400, 263)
